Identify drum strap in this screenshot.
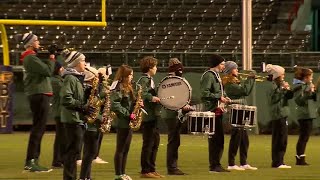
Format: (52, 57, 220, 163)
(137, 74, 155, 89)
(201, 70, 224, 97)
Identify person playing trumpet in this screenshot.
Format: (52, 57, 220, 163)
(292, 67, 317, 166)
(265, 64, 293, 169)
(221, 61, 257, 171)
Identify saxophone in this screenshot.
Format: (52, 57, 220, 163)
(85, 76, 103, 124)
(99, 80, 116, 133)
(129, 84, 143, 131)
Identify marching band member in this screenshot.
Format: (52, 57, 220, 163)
(92, 67, 110, 165)
(79, 66, 105, 180)
(51, 61, 65, 168)
(111, 65, 143, 180)
(137, 56, 164, 178)
(265, 64, 293, 169)
(19, 33, 55, 172)
(200, 54, 230, 173)
(161, 58, 193, 175)
(292, 67, 317, 166)
(222, 61, 257, 171)
(60, 50, 95, 180)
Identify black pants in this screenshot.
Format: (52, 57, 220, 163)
(271, 118, 288, 167)
(228, 128, 249, 166)
(63, 124, 85, 180)
(296, 119, 313, 156)
(26, 94, 50, 163)
(114, 128, 132, 176)
(80, 130, 100, 179)
(165, 117, 181, 171)
(95, 132, 103, 158)
(52, 117, 65, 166)
(208, 115, 224, 169)
(140, 121, 160, 173)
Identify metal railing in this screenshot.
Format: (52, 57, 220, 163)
(2, 51, 320, 71)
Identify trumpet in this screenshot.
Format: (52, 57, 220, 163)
(238, 73, 269, 82)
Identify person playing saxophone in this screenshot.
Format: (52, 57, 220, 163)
(111, 65, 143, 180)
(137, 56, 164, 178)
(79, 66, 108, 180)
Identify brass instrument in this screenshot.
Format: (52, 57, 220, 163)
(129, 84, 143, 131)
(99, 78, 116, 133)
(85, 75, 103, 124)
(238, 73, 268, 82)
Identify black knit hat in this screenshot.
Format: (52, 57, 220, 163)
(208, 54, 225, 68)
(53, 61, 62, 75)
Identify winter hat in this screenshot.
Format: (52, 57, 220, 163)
(62, 49, 86, 68)
(84, 66, 98, 82)
(168, 58, 183, 72)
(21, 33, 38, 49)
(208, 54, 225, 67)
(266, 64, 285, 80)
(223, 61, 238, 74)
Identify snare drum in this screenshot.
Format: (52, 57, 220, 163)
(187, 111, 215, 135)
(229, 104, 257, 128)
(157, 76, 192, 111)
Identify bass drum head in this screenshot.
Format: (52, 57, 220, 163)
(157, 76, 191, 111)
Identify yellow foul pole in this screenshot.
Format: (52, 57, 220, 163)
(0, 0, 106, 66)
(0, 24, 9, 66)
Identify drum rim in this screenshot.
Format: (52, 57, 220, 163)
(157, 75, 192, 111)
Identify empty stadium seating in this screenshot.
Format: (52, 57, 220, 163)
(0, 0, 313, 68)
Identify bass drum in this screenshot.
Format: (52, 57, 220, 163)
(157, 76, 191, 111)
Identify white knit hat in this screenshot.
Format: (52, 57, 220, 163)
(62, 49, 86, 68)
(84, 66, 98, 82)
(22, 33, 38, 49)
(266, 64, 285, 80)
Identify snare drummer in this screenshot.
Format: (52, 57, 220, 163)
(221, 61, 257, 171)
(161, 58, 193, 175)
(137, 56, 164, 178)
(265, 64, 293, 168)
(200, 54, 230, 173)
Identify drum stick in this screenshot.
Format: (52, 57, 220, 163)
(160, 96, 175, 101)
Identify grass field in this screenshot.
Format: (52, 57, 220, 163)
(1, 133, 320, 180)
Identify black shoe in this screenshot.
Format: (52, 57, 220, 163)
(168, 169, 186, 175)
(296, 156, 310, 166)
(209, 166, 230, 173)
(51, 162, 63, 168)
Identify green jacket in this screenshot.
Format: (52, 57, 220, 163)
(51, 75, 63, 119)
(293, 82, 317, 120)
(266, 81, 293, 120)
(60, 68, 85, 124)
(224, 77, 255, 101)
(110, 82, 135, 129)
(137, 74, 158, 122)
(23, 53, 55, 96)
(200, 70, 226, 111)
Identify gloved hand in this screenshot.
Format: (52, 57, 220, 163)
(129, 113, 136, 120)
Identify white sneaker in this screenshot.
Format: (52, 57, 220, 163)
(240, 164, 258, 170)
(93, 157, 108, 164)
(76, 160, 82, 166)
(277, 164, 291, 169)
(227, 165, 245, 171)
(121, 174, 132, 180)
